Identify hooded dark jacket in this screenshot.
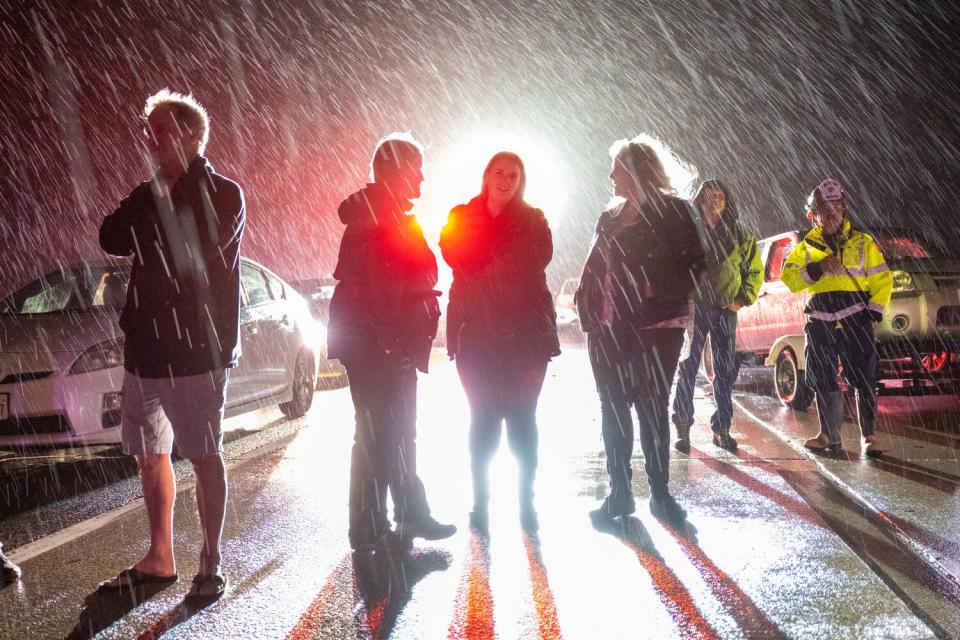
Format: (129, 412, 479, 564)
(327, 182, 440, 373)
(99, 156, 245, 377)
(576, 194, 705, 338)
(439, 196, 560, 360)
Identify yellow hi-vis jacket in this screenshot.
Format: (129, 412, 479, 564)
(781, 219, 892, 322)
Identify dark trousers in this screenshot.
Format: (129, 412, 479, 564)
(456, 349, 548, 512)
(672, 306, 738, 434)
(588, 328, 685, 503)
(344, 357, 430, 547)
(804, 313, 878, 437)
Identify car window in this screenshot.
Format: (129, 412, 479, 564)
(264, 272, 286, 301)
(1, 266, 126, 314)
(766, 239, 795, 282)
(241, 264, 271, 307)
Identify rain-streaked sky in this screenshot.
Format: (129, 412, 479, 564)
(1, 0, 958, 289)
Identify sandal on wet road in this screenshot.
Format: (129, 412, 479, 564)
(185, 573, 227, 603)
(97, 568, 178, 592)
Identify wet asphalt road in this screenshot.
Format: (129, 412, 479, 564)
(2, 346, 960, 639)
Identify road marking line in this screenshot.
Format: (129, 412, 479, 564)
(7, 477, 190, 565)
(6, 431, 301, 564)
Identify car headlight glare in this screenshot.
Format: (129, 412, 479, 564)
(891, 270, 915, 293)
(70, 339, 124, 375)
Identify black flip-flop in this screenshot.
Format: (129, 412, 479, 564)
(98, 568, 179, 592)
(184, 573, 227, 603)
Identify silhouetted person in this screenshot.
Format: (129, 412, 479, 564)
(782, 179, 891, 452)
(439, 152, 560, 534)
(672, 179, 763, 452)
(98, 90, 244, 602)
(577, 137, 704, 526)
(328, 133, 456, 552)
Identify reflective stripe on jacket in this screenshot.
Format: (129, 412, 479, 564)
(781, 219, 892, 321)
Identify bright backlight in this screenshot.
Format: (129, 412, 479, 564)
(414, 131, 568, 240)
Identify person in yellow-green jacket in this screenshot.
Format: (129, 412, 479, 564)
(781, 178, 892, 452)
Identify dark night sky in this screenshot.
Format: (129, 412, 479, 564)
(1, 0, 958, 291)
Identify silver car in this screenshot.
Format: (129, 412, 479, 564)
(0, 258, 322, 446)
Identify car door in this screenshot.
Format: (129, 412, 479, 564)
(757, 234, 807, 349)
(261, 269, 300, 392)
(235, 262, 275, 402)
(735, 240, 769, 352)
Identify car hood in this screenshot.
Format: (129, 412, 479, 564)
(0, 310, 121, 355)
(891, 258, 960, 274)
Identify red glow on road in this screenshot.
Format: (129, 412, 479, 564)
(614, 523, 720, 640)
(522, 533, 563, 639)
(448, 534, 494, 639)
(286, 556, 353, 640)
(666, 529, 787, 639)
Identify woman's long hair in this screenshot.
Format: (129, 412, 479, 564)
(607, 134, 697, 209)
(479, 151, 527, 210)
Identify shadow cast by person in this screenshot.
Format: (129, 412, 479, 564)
(64, 582, 197, 640)
(591, 515, 654, 547)
(351, 547, 452, 640)
(592, 510, 699, 543)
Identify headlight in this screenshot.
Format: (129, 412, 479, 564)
(891, 270, 915, 293)
(70, 338, 124, 374)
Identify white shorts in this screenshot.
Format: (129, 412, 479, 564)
(120, 369, 229, 459)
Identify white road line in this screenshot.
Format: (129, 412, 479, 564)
(7, 430, 299, 564)
(7, 476, 191, 565)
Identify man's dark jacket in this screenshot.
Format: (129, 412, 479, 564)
(576, 194, 705, 339)
(99, 156, 246, 377)
(439, 196, 560, 360)
(327, 182, 441, 373)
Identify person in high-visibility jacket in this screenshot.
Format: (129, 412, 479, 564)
(781, 178, 892, 452)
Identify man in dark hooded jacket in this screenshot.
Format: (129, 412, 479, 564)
(328, 133, 455, 551)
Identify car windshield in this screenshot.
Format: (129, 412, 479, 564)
(0, 265, 129, 315)
(874, 231, 952, 260)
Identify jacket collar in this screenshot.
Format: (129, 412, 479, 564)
(805, 218, 851, 250)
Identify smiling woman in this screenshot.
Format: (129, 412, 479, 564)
(414, 131, 568, 239)
(438, 147, 561, 534)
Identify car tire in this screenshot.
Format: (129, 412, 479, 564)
(280, 350, 316, 419)
(774, 347, 813, 411)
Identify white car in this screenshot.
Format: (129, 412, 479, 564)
(0, 258, 322, 446)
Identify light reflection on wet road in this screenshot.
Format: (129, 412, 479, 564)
(2, 347, 957, 639)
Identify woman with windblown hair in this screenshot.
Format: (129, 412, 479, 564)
(576, 136, 705, 526)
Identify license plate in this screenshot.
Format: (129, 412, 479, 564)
(0, 393, 8, 421)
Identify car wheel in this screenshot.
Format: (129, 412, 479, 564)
(280, 350, 316, 418)
(774, 347, 813, 411)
